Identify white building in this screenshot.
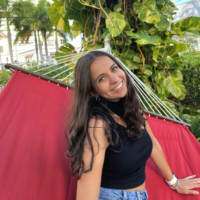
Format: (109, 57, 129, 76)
(0, 0, 65, 67)
(0, 33, 10, 64)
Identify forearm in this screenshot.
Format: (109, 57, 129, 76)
(145, 119, 200, 194)
(150, 141, 174, 181)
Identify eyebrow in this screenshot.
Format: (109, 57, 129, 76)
(95, 63, 116, 82)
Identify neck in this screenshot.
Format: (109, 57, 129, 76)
(105, 98, 125, 118)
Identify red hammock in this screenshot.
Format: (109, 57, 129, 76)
(0, 70, 199, 200)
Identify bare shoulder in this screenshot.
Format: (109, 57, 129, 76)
(85, 117, 109, 149)
(88, 117, 106, 128)
(143, 113, 158, 145)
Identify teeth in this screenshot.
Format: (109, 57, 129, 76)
(113, 82, 122, 90)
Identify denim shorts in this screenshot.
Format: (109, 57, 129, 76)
(99, 187, 148, 200)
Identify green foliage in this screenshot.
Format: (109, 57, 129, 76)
(106, 12, 126, 37)
(167, 51, 200, 106)
(55, 43, 75, 64)
(48, 1, 70, 32)
(190, 115, 200, 138)
(54, 43, 76, 81)
(47, 0, 200, 103)
(29, 63, 71, 81)
(48, 0, 200, 130)
(0, 69, 12, 85)
(173, 17, 200, 35)
(126, 30, 161, 45)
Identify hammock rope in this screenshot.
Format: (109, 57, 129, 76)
(3, 38, 188, 126)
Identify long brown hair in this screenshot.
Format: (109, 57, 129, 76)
(66, 51, 145, 179)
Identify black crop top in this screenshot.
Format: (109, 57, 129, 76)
(100, 99, 153, 189)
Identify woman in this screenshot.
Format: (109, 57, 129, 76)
(67, 51, 200, 200)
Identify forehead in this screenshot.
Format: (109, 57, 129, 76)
(89, 56, 116, 79)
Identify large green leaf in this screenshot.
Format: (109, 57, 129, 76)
(65, 7, 94, 36)
(72, 20, 84, 31)
(163, 76, 186, 99)
(48, 2, 70, 32)
(167, 46, 183, 69)
(154, 70, 165, 82)
(142, 65, 152, 76)
(164, 37, 189, 52)
(121, 59, 142, 70)
(65, 7, 92, 27)
(152, 47, 160, 62)
(126, 30, 161, 45)
(111, 50, 119, 57)
(149, 13, 162, 24)
(106, 12, 126, 37)
(174, 17, 200, 34)
(133, 0, 157, 23)
(59, 43, 75, 54)
(133, 52, 142, 63)
(114, 4, 122, 13)
(155, 14, 170, 31)
(101, 7, 111, 18)
(168, 69, 183, 80)
(120, 49, 134, 60)
(70, 0, 85, 10)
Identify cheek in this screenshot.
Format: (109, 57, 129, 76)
(96, 82, 110, 94)
(118, 69, 126, 77)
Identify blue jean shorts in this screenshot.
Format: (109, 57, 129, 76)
(99, 187, 148, 200)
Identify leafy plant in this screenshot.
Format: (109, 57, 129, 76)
(190, 115, 200, 139)
(167, 51, 200, 107)
(48, 0, 200, 103)
(0, 69, 12, 85)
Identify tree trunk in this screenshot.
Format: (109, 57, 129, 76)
(34, 31, 39, 62)
(44, 32, 48, 60)
(55, 31, 59, 52)
(37, 31, 43, 61)
(7, 19, 14, 64)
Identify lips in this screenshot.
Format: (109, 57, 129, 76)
(112, 81, 123, 91)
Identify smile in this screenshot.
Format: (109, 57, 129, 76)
(113, 81, 123, 91)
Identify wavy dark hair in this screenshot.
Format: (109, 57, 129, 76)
(66, 51, 146, 179)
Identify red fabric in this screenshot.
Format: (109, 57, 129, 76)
(0, 70, 200, 200)
(146, 116, 200, 200)
(0, 70, 76, 200)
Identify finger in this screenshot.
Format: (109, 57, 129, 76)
(185, 175, 197, 180)
(193, 183, 200, 189)
(197, 178, 200, 183)
(187, 190, 199, 195)
(192, 179, 200, 184)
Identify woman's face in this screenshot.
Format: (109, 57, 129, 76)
(89, 55, 127, 102)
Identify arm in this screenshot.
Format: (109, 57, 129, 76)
(76, 118, 109, 200)
(144, 115, 200, 195)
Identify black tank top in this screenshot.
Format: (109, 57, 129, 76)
(100, 99, 153, 189)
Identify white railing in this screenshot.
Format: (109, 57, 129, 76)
(0, 85, 5, 92)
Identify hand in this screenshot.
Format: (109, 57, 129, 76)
(175, 175, 200, 195)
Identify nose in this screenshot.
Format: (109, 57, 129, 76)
(109, 73, 119, 85)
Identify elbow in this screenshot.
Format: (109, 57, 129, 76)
(150, 140, 161, 157)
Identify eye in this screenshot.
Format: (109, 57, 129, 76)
(99, 76, 105, 82)
(112, 66, 118, 71)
